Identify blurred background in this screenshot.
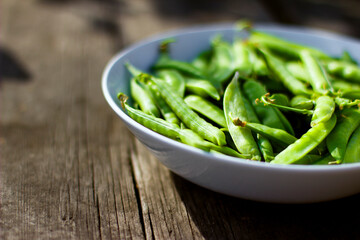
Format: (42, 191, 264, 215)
(2, 0, 360, 82)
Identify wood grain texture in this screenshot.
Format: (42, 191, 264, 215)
(1, 0, 360, 239)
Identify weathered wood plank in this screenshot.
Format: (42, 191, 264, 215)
(0, 0, 144, 239)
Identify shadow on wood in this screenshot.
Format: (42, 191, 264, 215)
(171, 172, 360, 239)
(0, 47, 31, 82)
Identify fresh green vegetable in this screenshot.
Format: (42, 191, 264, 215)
(119, 25, 360, 165)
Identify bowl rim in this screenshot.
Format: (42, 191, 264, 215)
(102, 22, 360, 172)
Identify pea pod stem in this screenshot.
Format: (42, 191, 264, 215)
(260, 94, 313, 115)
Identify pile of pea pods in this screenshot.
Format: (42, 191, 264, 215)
(118, 28, 360, 165)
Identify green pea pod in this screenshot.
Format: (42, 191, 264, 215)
(343, 125, 360, 163)
(273, 108, 295, 136)
(256, 134, 274, 162)
(326, 108, 360, 163)
(300, 50, 333, 94)
(223, 73, 261, 160)
(249, 31, 329, 60)
(243, 80, 288, 130)
(331, 78, 360, 92)
(241, 96, 274, 161)
(271, 114, 337, 165)
(259, 49, 313, 96)
(313, 154, 336, 165)
(310, 95, 335, 127)
(184, 95, 227, 128)
(153, 55, 206, 79)
(191, 49, 211, 74)
(295, 154, 322, 165)
(156, 69, 186, 97)
(185, 78, 221, 101)
(118, 93, 180, 139)
(324, 60, 360, 83)
(147, 74, 227, 146)
(341, 90, 360, 100)
(207, 37, 236, 88)
(290, 95, 314, 110)
(146, 83, 180, 125)
(130, 77, 160, 117)
(232, 118, 297, 148)
(286, 62, 309, 83)
(340, 50, 357, 64)
(247, 44, 268, 76)
(179, 129, 249, 158)
(232, 39, 252, 76)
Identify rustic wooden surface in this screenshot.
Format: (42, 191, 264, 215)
(1, 0, 360, 239)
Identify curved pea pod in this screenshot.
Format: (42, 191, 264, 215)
(310, 95, 335, 127)
(147, 74, 226, 146)
(330, 78, 360, 92)
(248, 31, 329, 60)
(290, 95, 314, 110)
(259, 49, 313, 97)
(343, 125, 360, 163)
(232, 39, 252, 76)
(178, 129, 250, 159)
(295, 154, 322, 165)
(130, 77, 160, 117)
(184, 95, 226, 128)
(185, 78, 221, 101)
(271, 114, 337, 165)
(300, 50, 333, 94)
(286, 62, 309, 83)
(223, 73, 261, 160)
(243, 80, 290, 132)
(326, 108, 360, 163)
(191, 49, 212, 74)
(256, 134, 274, 162)
(247, 44, 268, 76)
(147, 83, 180, 125)
(232, 118, 297, 148)
(323, 60, 360, 83)
(208, 37, 236, 87)
(153, 55, 206, 79)
(156, 69, 186, 97)
(313, 154, 336, 165)
(118, 94, 180, 140)
(241, 96, 274, 161)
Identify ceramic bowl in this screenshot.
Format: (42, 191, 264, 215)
(102, 23, 360, 203)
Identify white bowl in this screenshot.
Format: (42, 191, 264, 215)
(102, 23, 360, 203)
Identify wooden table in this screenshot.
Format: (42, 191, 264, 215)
(1, 0, 360, 239)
